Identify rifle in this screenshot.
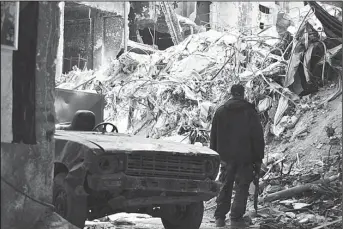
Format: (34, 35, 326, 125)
(252, 164, 260, 214)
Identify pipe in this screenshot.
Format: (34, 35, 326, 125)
(124, 2, 128, 52)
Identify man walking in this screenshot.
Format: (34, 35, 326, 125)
(210, 84, 265, 227)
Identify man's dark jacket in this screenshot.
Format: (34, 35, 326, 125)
(210, 98, 265, 164)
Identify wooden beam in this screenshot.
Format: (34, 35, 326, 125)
(311, 218, 342, 229)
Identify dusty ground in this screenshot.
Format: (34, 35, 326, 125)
(84, 211, 219, 229)
(84, 208, 262, 229)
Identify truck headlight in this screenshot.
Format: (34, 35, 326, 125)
(97, 155, 125, 174)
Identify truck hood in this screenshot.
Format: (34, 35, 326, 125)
(55, 130, 218, 156)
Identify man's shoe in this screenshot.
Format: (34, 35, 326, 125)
(215, 218, 226, 227)
(230, 216, 252, 227)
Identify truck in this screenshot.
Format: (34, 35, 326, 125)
(53, 88, 220, 229)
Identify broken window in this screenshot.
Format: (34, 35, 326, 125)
(259, 22, 265, 29)
(128, 5, 137, 42)
(63, 3, 92, 73)
(259, 4, 270, 14)
(129, 2, 174, 50)
(138, 28, 173, 50)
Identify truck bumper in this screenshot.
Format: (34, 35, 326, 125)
(87, 173, 220, 197)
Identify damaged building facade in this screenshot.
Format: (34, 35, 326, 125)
(129, 1, 207, 50)
(63, 2, 128, 72)
(62, 1, 310, 74)
(63, 1, 200, 73)
(208, 2, 304, 33)
(128, 1, 310, 46)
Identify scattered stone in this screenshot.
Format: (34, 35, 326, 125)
(285, 212, 296, 218)
(292, 203, 311, 210)
(316, 143, 323, 149)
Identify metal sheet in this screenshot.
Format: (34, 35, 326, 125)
(55, 88, 105, 124)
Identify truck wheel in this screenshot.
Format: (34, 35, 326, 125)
(161, 202, 204, 229)
(53, 173, 87, 228)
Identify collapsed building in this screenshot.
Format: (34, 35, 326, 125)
(1, 1, 342, 229)
(57, 1, 342, 140)
(62, 1, 197, 73)
(56, 3, 342, 227)
(63, 2, 127, 72)
(62, 1, 315, 74)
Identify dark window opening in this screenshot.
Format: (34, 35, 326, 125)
(12, 2, 38, 144)
(275, 1, 280, 6)
(139, 28, 174, 50)
(118, 27, 174, 59)
(128, 5, 137, 42)
(128, 2, 174, 51)
(172, 1, 179, 9)
(195, 1, 211, 30)
(63, 3, 93, 73)
(259, 4, 270, 14)
(63, 19, 91, 73)
(259, 22, 265, 29)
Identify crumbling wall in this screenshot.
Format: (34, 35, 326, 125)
(210, 2, 258, 33)
(210, 2, 239, 31)
(195, 1, 210, 29)
(93, 12, 124, 69)
(104, 16, 124, 65)
(93, 10, 104, 69)
(174, 1, 196, 18)
(1, 2, 60, 228)
(210, 2, 293, 34)
(238, 2, 255, 34)
(63, 2, 126, 71)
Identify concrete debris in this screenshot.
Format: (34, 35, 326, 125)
(56, 4, 342, 227)
(257, 97, 273, 112)
(316, 143, 323, 149)
(57, 8, 341, 141)
(58, 2, 341, 143)
(245, 153, 342, 229)
(57, 30, 243, 141)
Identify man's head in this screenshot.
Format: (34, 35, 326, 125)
(230, 84, 245, 99)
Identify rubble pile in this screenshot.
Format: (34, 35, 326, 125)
(58, 30, 244, 141)
(56, 2, 342, 229)
(57, 3, 342, 146)
(247, 148, 342, 229)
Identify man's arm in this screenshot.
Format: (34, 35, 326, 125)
(210, 111, 218, 152)
(250, 110, 265, 163)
